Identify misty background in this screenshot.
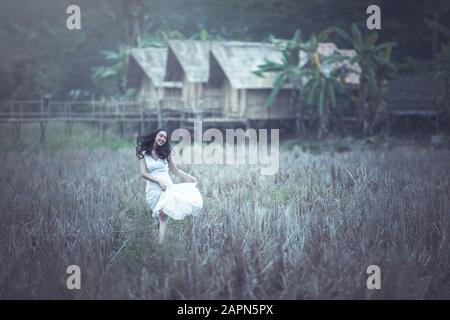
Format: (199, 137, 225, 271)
(1, 0, 449, 100)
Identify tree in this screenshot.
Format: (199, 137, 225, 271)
(299, 35, 349, 138)
(255, 29, 351, 137)
(323, 23, 397, 134)
(254, 30, 306, 134)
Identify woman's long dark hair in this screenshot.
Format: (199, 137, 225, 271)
(136, 128, 172, 161)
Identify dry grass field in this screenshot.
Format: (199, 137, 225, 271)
(1, 123, 449, 299)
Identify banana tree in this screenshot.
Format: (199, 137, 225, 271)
(253, 30, 306, 134)
(300, 42, 348, 138)
(254, 29, 337, 135)
(255, 30, 351, 137)
(323, 23, 397, 134)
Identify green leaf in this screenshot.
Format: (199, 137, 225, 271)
(351, 23, 363, 48)
(318, 83, 325, 115)
(101, 50, 120, 60)
(265, 73, 287, 107)
(292, 29, 302, 43)
(365, 32, 379, 47)
(328, 26, 353, 45)
(306, 80, 319, 106)
(318, 27, 333, 42)
(327, 82, 337, 109)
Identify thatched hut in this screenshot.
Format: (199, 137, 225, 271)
(208, 41, 297, 120)
(208, 41, 360, 120)
(127, 41, 360, 120)
(125, 47, 182, 109)
(164, 40, 225, 114)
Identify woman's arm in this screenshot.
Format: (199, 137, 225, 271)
(168, 154, 198, 183)
(140, 158, 167, 190)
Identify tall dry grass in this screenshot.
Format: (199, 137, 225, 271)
(1, 143, 449, 299)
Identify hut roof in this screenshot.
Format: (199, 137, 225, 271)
(210, 41, 286, 89)
(128, 40, 360, 91)
(166, 40, 212, 83)
(211, 41, 360, 89)
(126, 47, 181, 88)
(385, 73, 445, 111)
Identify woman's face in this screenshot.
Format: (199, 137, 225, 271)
(155, 131, 167, 147)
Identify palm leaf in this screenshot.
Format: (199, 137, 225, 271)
(327, 82, 337, 109)
(351, 23, 363, 48)
(306, 80, 319, 106)
(318, 83, 325, 115)
(265, 73, 287, 107)
(365, 32, 379, 47)
(375, 42, 398, 53)
(101, 50, 120, 60)
(326, 26, 353, 45)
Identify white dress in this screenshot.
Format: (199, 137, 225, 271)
(143, 151, 203, 220)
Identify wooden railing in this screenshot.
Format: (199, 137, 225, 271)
(0, 98, 248, 142)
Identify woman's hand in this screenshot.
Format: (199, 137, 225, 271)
(168, 154, 198, 184)
(158, 180, 167, 191)
(190, 176, 198, 184)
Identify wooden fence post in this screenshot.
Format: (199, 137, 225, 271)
(101, 102, 105, 142)
(18, 102, 23, 141)
(64, 102, 68, 136)
(40, 96, 50, 143)
(65, 102, 73, 137)
(13, 102, 22, 142)
(92, 99, 97, 131)
(139, 105, 144, 136)
(118, 101, 124, 138)
(40, 121, 47, 143)
(10, 101, 15, 141)
(13, 123, 21, 142)
(157, 99, 163, 129)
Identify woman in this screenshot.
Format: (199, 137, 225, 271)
(136, 128, 203, 244)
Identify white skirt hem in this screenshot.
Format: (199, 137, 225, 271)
(149, 182, 203, 220)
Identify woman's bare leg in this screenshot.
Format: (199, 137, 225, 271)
(158, 210, 168, 244)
